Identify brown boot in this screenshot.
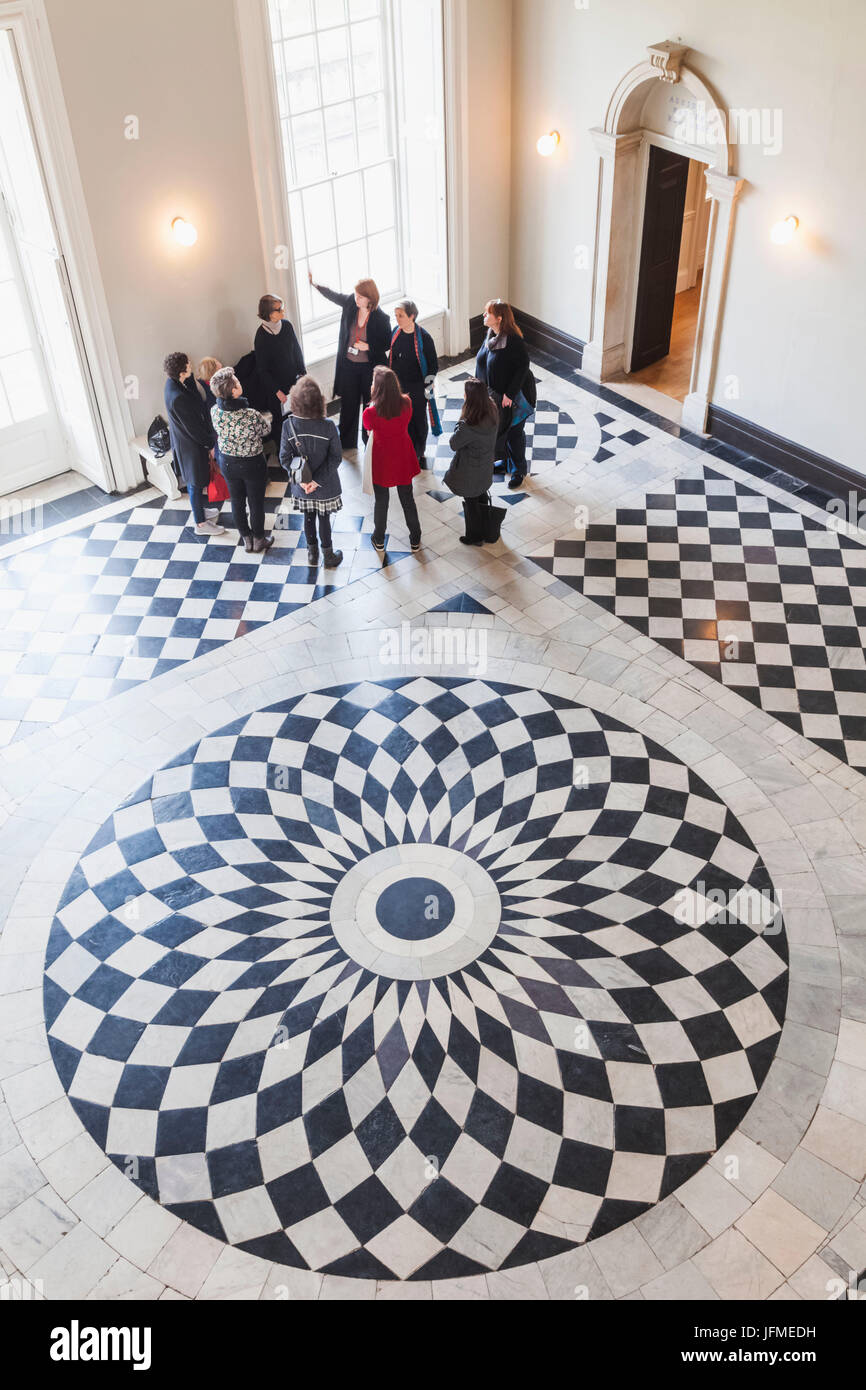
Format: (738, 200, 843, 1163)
(242, 535, 255, 553)
(252, 535, 275, 554)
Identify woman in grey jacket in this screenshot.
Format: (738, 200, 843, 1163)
(280, 376, 343, 569)
(443, 378, 499, 546)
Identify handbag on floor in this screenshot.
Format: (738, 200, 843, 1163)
(465, 494, 507, 544)
(207, 459, 230, 504)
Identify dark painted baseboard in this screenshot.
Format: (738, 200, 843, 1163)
(706, 405, 864, 508)
(514, 309, 585, 369)
(469, 310, 585, 369)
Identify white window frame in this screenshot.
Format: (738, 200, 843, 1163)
(236, 0, 470, 367)
(269, 0, 406, 338)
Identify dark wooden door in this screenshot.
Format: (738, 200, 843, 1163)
(630, 146, 690, 372)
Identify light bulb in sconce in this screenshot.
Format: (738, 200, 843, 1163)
(770, 215, 799, 246)
(536, 131, 561, 157)
(171, 217, 198, 247)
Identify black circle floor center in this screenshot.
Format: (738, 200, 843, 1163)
(375, 877, 455, 939)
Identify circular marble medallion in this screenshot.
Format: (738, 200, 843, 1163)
(44, 678, 788, 1281)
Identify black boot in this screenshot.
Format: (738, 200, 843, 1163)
(324, 549, 343, 568)
(306, 547, 320, 566)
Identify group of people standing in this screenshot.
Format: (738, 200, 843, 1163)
(162, 275, 536, 560)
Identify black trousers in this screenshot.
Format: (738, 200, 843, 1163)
(221, 453, 268, 539)
(373, 483, 421, 547)
(405, 382, 429, 464)
(338, 360, 374, 449)
(303, 511, 333, 552)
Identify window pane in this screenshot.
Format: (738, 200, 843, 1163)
(294, 265, 314, 323)
(356, 93, 388, 163)
(288, 191, 307, 260)
(351, 19, 382, 96)
(307, 247, 339, 300)
(0, 281, 31, 356)
(363, 162, 394, 235)
(338, 237, 369, 290)
(333, 172, 364, 241)
(325, 102, 357, 175)
(302, 182, 336, 254)
(270, 0, 314, 40)
(0, 232, 11, 280)
(283, 35, 319, 115)
(291, 110, 327, 184)
(1, 350, 47, 422)
(368, 230, 398, 295)
(0, 380, 11, 430)
(349, 0, 379, 19)
(318, 26, 351, 106)
(315, 0, 346, 29)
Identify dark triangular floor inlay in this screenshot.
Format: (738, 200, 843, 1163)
(430, 593, 493, 614)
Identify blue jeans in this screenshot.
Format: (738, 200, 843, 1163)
(182, 466, 207, 524)
(505, 422, 527, 478)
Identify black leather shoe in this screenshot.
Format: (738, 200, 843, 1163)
(306, 548, 320, 566)
(460, 536, 483, 546)
(323, 550, 343, 568)
(252, 534, 275, 553)
(508, 474, 526, 491)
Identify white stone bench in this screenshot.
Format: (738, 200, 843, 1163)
(133, 435, 182, 501)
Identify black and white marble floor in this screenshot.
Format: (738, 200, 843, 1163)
(533, 466, 866, 773)
(44, 678, 787, 1278)
(0, 355, 864, 1301)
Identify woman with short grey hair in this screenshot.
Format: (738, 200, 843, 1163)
(389, 300, 440, 467)
(210, 368, 274, 553)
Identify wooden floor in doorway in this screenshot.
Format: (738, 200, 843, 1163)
(628, 274, 703, 402)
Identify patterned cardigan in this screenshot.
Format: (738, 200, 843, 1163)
(211, 398, 272, 459)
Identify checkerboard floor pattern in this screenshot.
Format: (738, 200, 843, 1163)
(45, 678, 787, 1280)
(425, 373, 581, 493)
(533, 466, 866, 773)
(0, 473, 408, 744)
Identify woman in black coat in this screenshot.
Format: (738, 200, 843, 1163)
(162, 352, 226, 537)
(390, 300, 440, 467)
(254, 295, 306, 445)
(443, 378, 499, 546)
(308, 271, 391, 452)
(475, 300, 535, 490)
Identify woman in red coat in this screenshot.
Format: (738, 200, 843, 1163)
(363, 366, 422, 553)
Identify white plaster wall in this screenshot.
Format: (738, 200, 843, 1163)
(508, 0, 866, 471)
(465, 0, 513, 317)
(42, 0, 268, 436)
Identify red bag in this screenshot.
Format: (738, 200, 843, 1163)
(208, 459, 230, 503)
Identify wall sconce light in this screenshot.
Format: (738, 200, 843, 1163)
(171, 216, 198, 247)
(536, 131, 561, 158)
(770, 215, 799, 246)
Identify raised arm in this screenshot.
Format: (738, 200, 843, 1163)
(310, 278, 353, 311)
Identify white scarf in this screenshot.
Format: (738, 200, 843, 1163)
(262, 320, 282, 336)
